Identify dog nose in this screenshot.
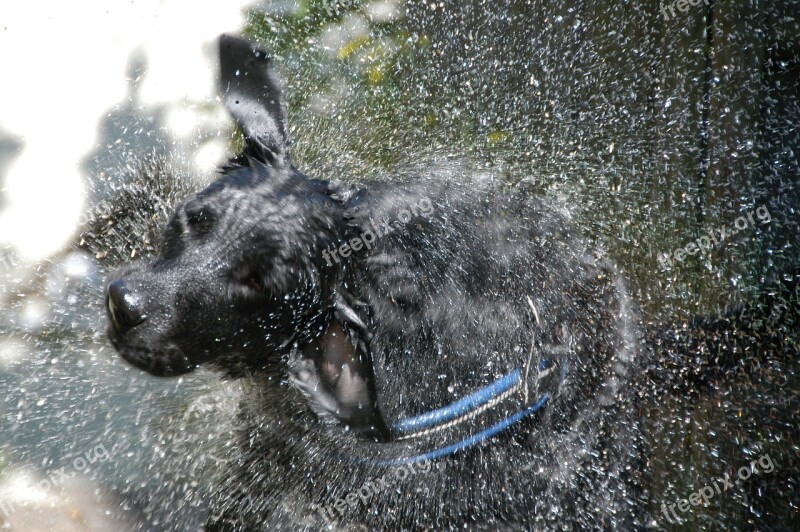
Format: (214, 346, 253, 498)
(107, 279, 146, 331)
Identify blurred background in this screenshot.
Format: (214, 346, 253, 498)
(0, 0, 798, 529)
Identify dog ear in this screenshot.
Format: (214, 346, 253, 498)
(218, 34, 290, 168)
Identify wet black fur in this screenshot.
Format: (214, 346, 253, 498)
(104, 35, 798, 530)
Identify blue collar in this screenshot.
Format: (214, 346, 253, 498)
(372, 360, 568, 465)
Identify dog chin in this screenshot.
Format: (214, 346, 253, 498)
(110, 334, 197, 377)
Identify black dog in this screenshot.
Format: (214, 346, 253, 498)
(105, 35, 794, 530)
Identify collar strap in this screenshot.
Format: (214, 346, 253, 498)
(378, 393, 552, 466)
(392, 368, 528, 439)
(369, 360, 567, 465)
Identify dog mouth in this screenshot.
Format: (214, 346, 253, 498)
(108, 329, 197, 377)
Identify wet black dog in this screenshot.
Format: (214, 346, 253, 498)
(106, 35, 788, 530)
(105, 35, 644, 529)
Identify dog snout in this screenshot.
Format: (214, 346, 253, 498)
(107, 279, 147, 332)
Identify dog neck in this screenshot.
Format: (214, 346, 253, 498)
(290, 304, 569, 464)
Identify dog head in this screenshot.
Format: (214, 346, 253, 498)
(106, 35, 343, 376)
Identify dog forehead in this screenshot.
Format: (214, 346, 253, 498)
(191, 170, 283, 208)
(200, 168, 268, 197)
(171, 185, 318, 249)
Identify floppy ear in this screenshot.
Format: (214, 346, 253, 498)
(218, 34, 290, 167)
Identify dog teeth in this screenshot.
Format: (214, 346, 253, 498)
(108, 298, 118, 327)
